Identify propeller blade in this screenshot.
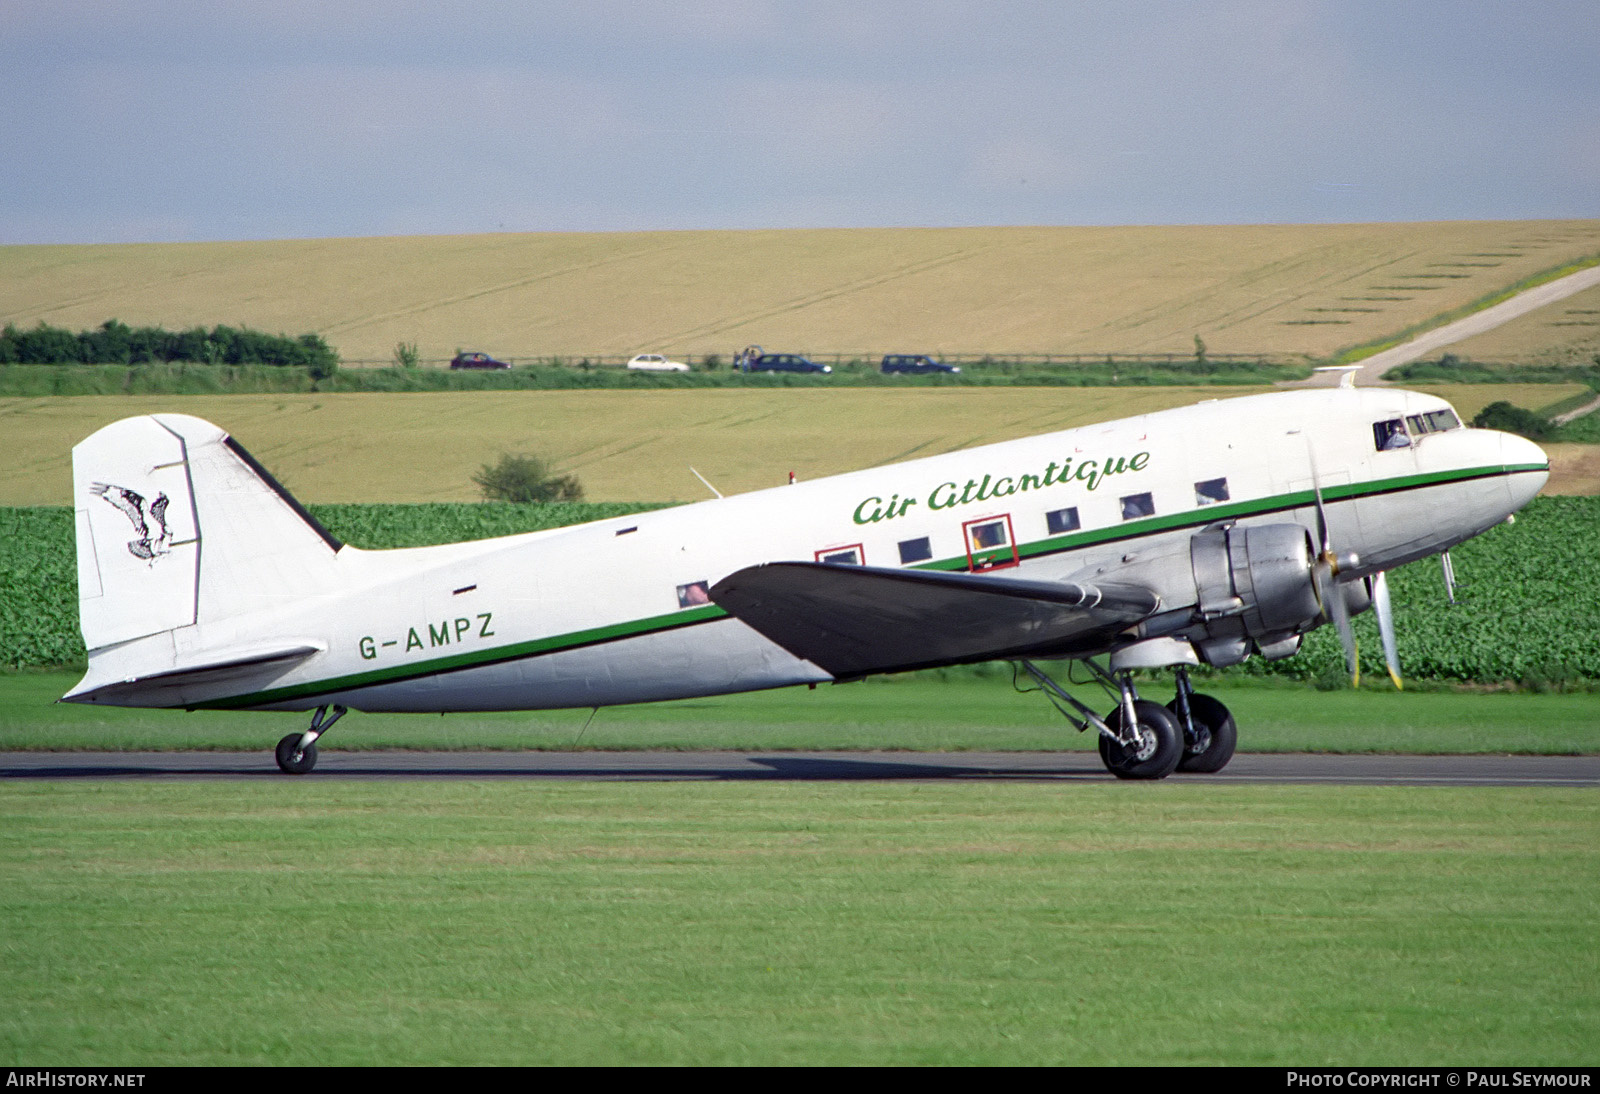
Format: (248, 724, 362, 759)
(1313, 561, 1359, 682)
(1306, 446, 1333, 557)
(1304, 443, 1360, 684)
(1371, 571, 1402, 690)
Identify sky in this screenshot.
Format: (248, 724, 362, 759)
(2, 0, 1597, 244)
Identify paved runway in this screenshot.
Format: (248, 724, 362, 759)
(3, 751, 1597, 786)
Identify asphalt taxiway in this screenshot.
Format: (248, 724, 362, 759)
(3, 751, 1597, 786)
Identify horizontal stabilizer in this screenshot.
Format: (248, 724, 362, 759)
(62, 642, 325, 705)
(709, 562, 1159, 678)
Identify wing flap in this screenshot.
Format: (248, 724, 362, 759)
(709, 562, 1158, 678)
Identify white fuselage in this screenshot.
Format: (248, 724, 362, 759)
(67, 388, 1547, 712)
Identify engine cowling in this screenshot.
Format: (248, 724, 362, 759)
(1188, 522, 1323, 666)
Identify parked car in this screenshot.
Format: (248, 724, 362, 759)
(450, 351, 511, 370)
(626, 353, 690, 372)
(881, 354, 959, 374)
(742, 352, 832, 374)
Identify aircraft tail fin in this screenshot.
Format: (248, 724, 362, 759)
(72, 413, 344, 654)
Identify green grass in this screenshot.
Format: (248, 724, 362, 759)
(2, 781, 1595, 1065)
(4, 670, 1597, 754)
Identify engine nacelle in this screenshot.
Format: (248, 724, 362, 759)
(1188, 522, 1323, 666)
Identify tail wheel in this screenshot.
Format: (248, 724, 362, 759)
(1170, 693, 1238, 774)
(1098, 700, 1184, 780)
(275, 733, 318, 775)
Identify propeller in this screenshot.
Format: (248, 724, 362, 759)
(1302, 439, 1403, 690)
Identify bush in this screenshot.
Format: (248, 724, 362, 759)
(1471, 401, 1555, 441)
(472, 454, 584, 503)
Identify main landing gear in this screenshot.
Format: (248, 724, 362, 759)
(1017, 661, 1237, 780)
(275, 704, 347, 774)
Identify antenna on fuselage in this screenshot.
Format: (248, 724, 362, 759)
(689, 466, 724, 499)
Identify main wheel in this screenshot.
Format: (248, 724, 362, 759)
(1169, 693, 1238, 774)
(275, 732, 318, 775)
(1098, 700, 1184, 780)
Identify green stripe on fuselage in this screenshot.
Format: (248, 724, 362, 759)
(191, 462, 1545, 710)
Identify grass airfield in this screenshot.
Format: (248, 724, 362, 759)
(5, 673, 1598, 1064)
(4, 670, 1599, 755)
(2, 779, 1595, 1065)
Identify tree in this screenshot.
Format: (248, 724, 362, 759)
(472, 453, 584, 503)
(1472, 400, 1554, 441)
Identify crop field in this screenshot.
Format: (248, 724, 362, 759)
(1443, 281, 1600, 365)
(2, 781, 1596, 1065)
(0, 383, 1587, 506)
(6, 495, 1599, 685)
(3, 221, 1598, 366)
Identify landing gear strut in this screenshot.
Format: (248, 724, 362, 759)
(275, 704, 347, 774)
(1017, 659, 1238, 779)
(1016, 660, 1183, 780)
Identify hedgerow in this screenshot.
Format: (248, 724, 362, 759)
(0, 320, 337, 378)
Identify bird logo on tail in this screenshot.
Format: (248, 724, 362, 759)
(90, 483, 174, 561)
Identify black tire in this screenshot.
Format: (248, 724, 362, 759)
(1097, 700, 1184, 780)
(275, 732, 318, 775)
(1169, 693, 1238, 774)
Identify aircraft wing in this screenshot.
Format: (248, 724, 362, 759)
(709, 562, 1160, 678)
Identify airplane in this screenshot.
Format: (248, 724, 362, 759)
(63, 386, 1548, 778)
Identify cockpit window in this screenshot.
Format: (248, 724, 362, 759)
(1396, 408, 1465, 443)
(1373, 419, 1411, 451)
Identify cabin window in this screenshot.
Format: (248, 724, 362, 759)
(1194, 478, 1229, 506)
(1407, 415, 1428, 436)
(898, 536, 932, 564)
(676, 581, 711, 608)
(1046, 506, 1080, 535)
(963, 515, 1019, 571)
(1120, 492, 1155, 520)
(1373, 419, 1411, 451)
(815, 545, 863, 565)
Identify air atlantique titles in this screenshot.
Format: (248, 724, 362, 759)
(852, 449, 1152, 525)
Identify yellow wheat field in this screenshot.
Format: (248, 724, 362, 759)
(0, 384, 1584, 506)
(3, 221, 1598, 366)
(1441, 281, 1600, 365)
